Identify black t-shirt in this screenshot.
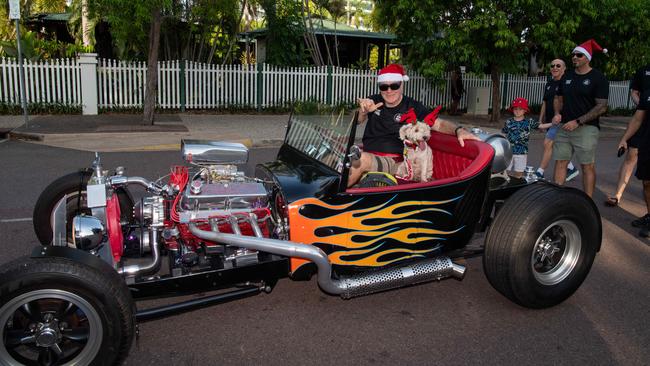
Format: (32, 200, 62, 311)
(631, 65, 650, 92)
(636, 90, 650, 162)
(557, 68, 609, 128)
(542, 78, 561, 123)
(362, 95, 430, 154)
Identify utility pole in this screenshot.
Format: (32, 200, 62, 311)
(9, 0, 28, 127)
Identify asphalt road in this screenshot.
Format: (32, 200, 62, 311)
(0, 138, 649, 366)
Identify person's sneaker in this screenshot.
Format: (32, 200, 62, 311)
(631, 214, 650, 228)
(535, 171, 544, 179)
(566, 167, 580, 182)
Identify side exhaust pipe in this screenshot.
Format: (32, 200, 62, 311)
(189, 224, 465, 299)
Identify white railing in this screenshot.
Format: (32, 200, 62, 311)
(0, 57, 636, 112)
(0, 57, 80, 105)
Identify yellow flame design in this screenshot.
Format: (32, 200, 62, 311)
(291, 195, 462, 267)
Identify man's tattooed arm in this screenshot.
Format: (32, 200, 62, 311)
(578, 98, 608, 123)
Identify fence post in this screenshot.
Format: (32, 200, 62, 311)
(326, 65, 333, 105)
(78, 53, 98, 115)
(180, 59, 186, 112)
(256, 63, 263, 111)
(501, 73, 509, 110)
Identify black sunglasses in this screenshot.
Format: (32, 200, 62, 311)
(550, 64, 563, 69)
(379, 83, 401, 91)
(572, 53, 585, 58)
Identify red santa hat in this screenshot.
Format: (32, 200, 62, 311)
(377, 64, 409, 83)
(572, 39, 608, 61)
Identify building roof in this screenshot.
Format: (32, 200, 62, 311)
(241, 17, 395, 41)
(27, 12, 72, 23)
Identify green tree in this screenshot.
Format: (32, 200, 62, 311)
(373, 0, 649, 121)
(259, 0, 305, 65)
(570, 0, 650, 79)
(90, 0, 172, 124)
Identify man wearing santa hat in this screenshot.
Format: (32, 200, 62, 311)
(349, 63, 479, 187)
(552, 39, 610, 198)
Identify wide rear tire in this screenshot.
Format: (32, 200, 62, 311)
(0, 256, 135, 366)
(33, 170, 133, 246)
(483, 184, 600, 308)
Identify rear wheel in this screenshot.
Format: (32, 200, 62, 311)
(33, 170, 133, 246)
(0, 256, 135, 366)
(483, 184, 600, 308)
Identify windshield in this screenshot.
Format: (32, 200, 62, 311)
(285, 109, 356, 173)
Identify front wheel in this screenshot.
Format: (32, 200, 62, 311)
(483, 184, 601, 308)
(33, 170, 133, 246)
(0, 256, 135, 366)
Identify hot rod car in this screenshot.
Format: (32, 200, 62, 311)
(0, 110, 601, 365)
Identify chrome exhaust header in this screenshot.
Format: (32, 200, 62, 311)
(189, 224, 465, 299)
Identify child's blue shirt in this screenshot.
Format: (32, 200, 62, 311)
(501, 117, 540, 154)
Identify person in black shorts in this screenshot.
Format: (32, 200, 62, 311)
(604, 64, 650, 207)
(617, 89, 650, 237)
(349, 63, 479, 187)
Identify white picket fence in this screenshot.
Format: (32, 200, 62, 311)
(0, 57, 81, 105)
(0, 57, 636, 112)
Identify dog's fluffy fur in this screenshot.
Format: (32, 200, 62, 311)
(395, 121, 433, 182)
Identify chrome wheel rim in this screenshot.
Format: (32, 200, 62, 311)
(531, 220, 581, 286)
(0, 289, 103, 366)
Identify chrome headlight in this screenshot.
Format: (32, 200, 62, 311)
(72, 215, 106, 250)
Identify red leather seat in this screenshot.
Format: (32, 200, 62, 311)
(348, 131, 494, 193)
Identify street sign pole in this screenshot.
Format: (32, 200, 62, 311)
(9, 0, 28, 127)
(15, 20, 28, 127)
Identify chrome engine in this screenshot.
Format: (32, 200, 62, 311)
(65, 140, 275, 278)
(178, 164, 269, 223)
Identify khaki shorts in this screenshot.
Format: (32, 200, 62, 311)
(369, 154, 400, 175)
(552, 125, 599, 164)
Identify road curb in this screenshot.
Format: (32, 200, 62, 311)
(8, 131, 43, 141)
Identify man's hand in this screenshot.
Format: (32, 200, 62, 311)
(618, 139, 628, 151)
(562, 120, 580, 131)
(552, 114, 562, 124)
(456, 128, 480, 147)
(357, 98, 384, 114)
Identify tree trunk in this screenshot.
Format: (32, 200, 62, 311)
(490, 64, 501, 123)
(142, 7, 162, 126)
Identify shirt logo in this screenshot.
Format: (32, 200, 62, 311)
(583, 79, 591, 86)
(645, 71, 650, 76)
(374, 109, 381, 116)
(546, 85, 551, 90)
(394, 113, 402, 122)
(565, 80, 572, 84)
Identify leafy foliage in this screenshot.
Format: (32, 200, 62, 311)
(373, 0, 650, 120)
(0, 31, 91, 60)
(259, 0, 306, 65)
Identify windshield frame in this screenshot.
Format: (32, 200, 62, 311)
(283, 110, 358, 187)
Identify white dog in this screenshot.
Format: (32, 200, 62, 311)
(395, 121, 433, 182)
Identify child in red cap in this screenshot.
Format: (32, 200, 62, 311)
(502, 97, 553, 178)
